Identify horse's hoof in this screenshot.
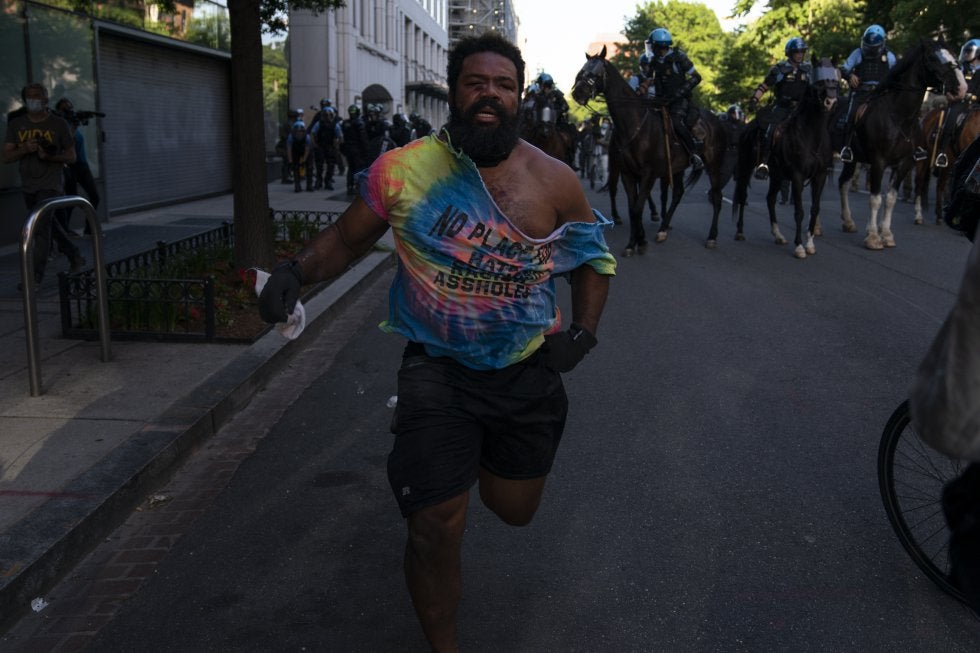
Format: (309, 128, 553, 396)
(813, 225, 823, 237)
(705, 239, 717, 249)
(655, 231, 668, 243)
(774, 236, 787, 246)
(735, 232, 745, 242)
(805, 244, 816, 255)
(914, 217, 924, 225)
(794, 246, 807, 259)
(864, 235, 884, 250)
(883, 234, 896, 248)
(842, 222, 858, 233)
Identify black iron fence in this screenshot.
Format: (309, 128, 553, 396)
(59, 209, 341, 343)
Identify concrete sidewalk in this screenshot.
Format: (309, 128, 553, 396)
(0, 181, 392, 631)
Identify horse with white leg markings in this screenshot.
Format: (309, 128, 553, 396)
(835, 38, 966, 249)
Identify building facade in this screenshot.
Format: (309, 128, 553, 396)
(289, 1, 450, 131)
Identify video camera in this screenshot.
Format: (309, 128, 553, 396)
(54, 108, 106, 127)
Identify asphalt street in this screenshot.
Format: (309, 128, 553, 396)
(13, 169, 980, 650)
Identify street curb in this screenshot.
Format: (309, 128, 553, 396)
(0, 247, 395, 633)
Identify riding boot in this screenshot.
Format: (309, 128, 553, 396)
(676, 123, 703, 171)
(839, 131, 854, 163)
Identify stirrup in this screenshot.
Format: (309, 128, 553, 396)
(754, 163, 769, 181)
(839, 147, 853, 163)
(935, 153, 949, 168)
(913, 147, 928, 162)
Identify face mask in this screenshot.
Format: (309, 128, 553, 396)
(25, 98, 43, 113)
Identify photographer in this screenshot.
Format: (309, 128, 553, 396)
(54, 97, 101, 235)
(3, 83, 85, 288)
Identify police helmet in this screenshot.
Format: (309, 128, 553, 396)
(537, 73, 554, 88)
(960, 39, 980, 64)
(727, 104, 744, 121)
(348, 104, 360, 118)
(647, 28, 672, 48)
(785, 37, 808, 57)
(323, 106, 336, 116)
(862, 25, 886, 54)
(320, 98, 331, 108)
(292, 120, 306, 131)
(639, 53, 652, 67)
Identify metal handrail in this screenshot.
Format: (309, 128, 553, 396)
(21, 196, 111, 396)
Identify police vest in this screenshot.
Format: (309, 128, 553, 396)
(774, 61, 811, 105)
(651, 51, 688, 97)
(854, 50, 891, 86)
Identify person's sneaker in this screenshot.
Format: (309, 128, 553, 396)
(839, 146, 853, 163)
(70, 255, 86, 273)
(754, 163, 769, 181)
(935, 153, 949, 168)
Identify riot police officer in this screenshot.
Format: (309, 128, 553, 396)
(748, 37, 812, 180)
(645, 27, 703, 171)
(340, 104, 370, 195)
(839, 25, 897, 163)
(934, 39, 980, 168)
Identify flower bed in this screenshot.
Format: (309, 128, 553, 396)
(58, 209, 341, 343)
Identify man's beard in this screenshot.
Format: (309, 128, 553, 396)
(445, 98, 521, 167)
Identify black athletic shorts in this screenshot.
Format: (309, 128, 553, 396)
(387, 342, 568, 517)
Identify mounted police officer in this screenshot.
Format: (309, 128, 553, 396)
(533, 72, 577, 142)
(934, 39, 980, 168)
(628, 53, 655, 99)
(839, 25, 897, 163)
(748, 36, 812, 180)
(646, 27, 703, 171)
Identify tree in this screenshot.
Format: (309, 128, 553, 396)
(143, 1, 343, 268)
(227, 0, 345, 271)
(613, 1, 730, 109)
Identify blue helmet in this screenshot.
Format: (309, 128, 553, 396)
(960, 39, 980, 63)
(785, 37, 807, 57)
(862, 25, 886, 53)
(639, 53, 651, 67)
(292, 120, 306, 131)
(647, 28, 672, 48)
(537, 72, 554, 88)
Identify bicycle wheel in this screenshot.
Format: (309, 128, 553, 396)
(878, 400, 969, 604)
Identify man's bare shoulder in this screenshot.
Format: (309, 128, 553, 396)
(515, 139, 579, 185)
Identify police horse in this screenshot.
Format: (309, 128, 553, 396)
(732, 57, 841, 258)
(913, 104, 980, 225)
(520, 95, 574, 169)
(835, 38, 966, 249)
(572, 46, 730, 255)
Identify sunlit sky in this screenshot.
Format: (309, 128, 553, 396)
(514, 0, 762, 91)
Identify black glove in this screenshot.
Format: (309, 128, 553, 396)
(748, 97, 759, 112)
(542, 323, 598, 373)
(258, 260, 304, 323)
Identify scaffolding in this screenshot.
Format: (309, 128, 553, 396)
(448, 0, 518, 46)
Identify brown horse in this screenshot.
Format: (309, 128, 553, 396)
(571, 46, 730, 255)
(834, 38, 966, 249)
(913, 105, 980, 224)
(520, 97, 574, 167)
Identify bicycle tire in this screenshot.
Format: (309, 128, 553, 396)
(877, 400, 969, 605)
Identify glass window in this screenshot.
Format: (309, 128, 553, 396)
(0, 6, 29, 191)
(28, 3, 100, 177)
